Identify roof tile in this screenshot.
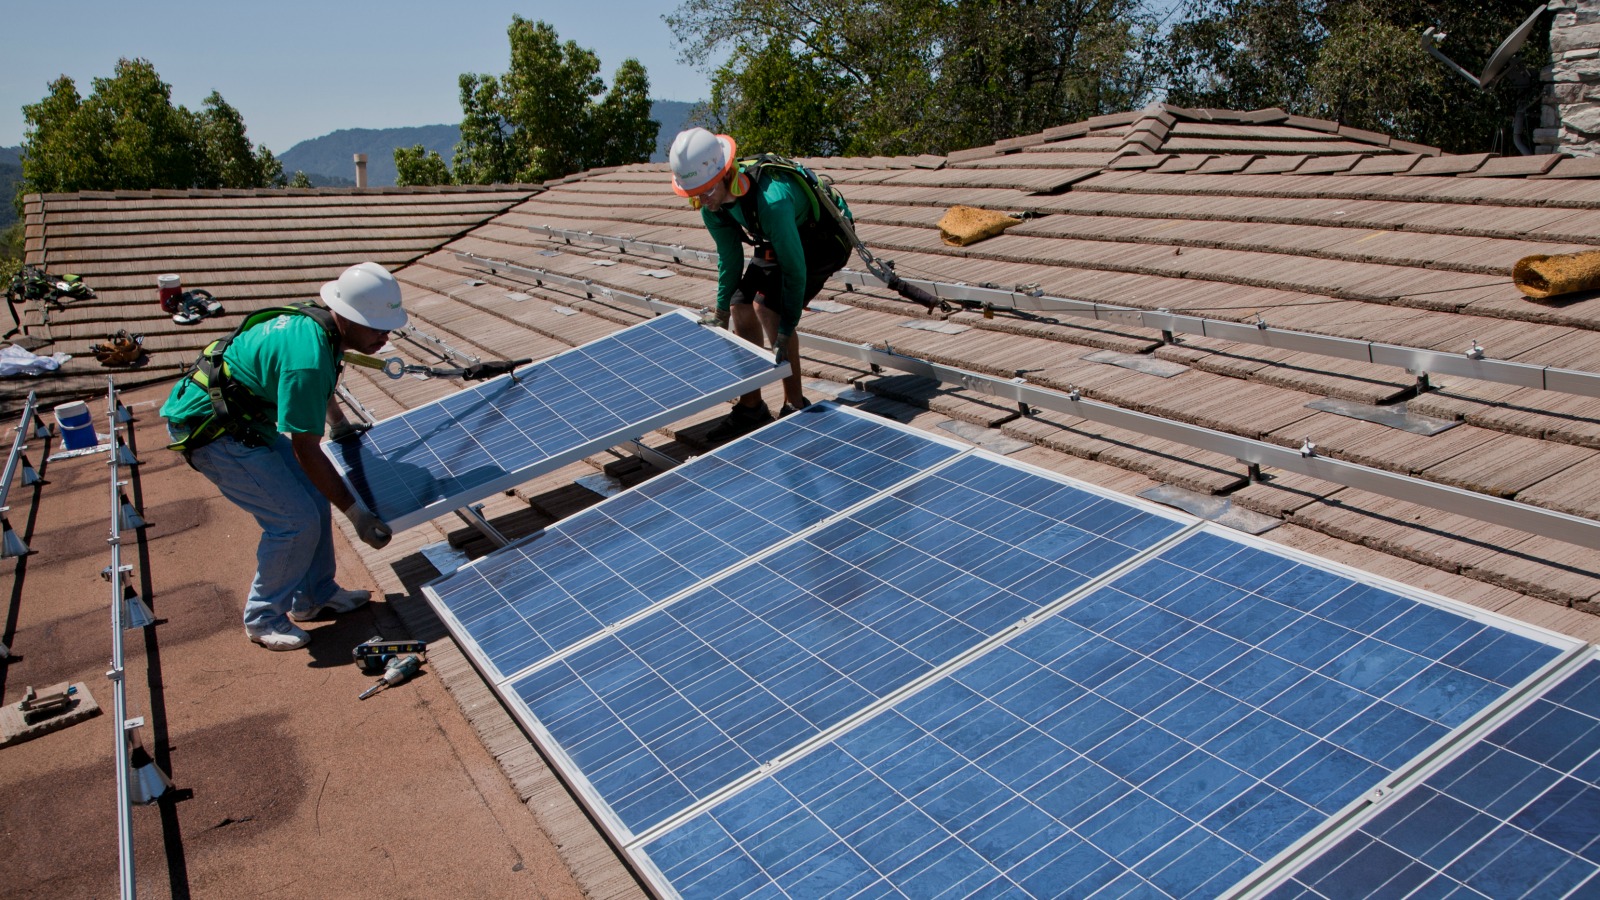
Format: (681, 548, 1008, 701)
(1461, 154, 1564, 178)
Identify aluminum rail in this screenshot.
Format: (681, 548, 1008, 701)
(804, 334, 1600, 551)
(105, 379, 136, 900)
(0, 390, 38, 510)
(531, 224, 1600, 400)
(454, 248, 1600, 550)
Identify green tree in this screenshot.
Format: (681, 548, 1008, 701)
(288, 170, 314, 189)
(395, 144, 455, 186)
(669, 0, 1152, 156)
(19, 58, 282, 197)
(452, 18, 660, 184)
(1155, 0, 1548, 153)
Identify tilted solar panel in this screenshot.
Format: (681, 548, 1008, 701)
(327, 310, 779, 530)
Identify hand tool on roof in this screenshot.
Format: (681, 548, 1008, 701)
(344, 352, 532, 382)
(358, 654, 422, 700)
(353, 636, 428, 674)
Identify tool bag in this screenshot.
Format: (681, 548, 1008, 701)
(167, 302, 341, 453)
(89, 329, 145, 367)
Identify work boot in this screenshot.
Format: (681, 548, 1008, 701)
(706, 402, 774, 441)
(779, 397, 811, 418)
(248, 622, 311, 651)
(289, 588, 372, 622)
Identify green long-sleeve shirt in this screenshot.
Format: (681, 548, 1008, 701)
(703, 169, 821, 336)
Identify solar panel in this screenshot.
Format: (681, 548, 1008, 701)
(510, 452, 1190, 833)
(425, 403, 969, 682)
(420, 406, 1588, 898)
(637, 530, 1579, 898)
(1261, 656, 1600, 899)
(327, 310, 779, 530)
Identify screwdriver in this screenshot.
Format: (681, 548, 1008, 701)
(359, 654, 421, 700)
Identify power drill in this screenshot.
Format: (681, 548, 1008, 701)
(358, 654, 422, 700)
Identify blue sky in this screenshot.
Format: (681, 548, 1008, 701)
(2, 0, 714, 152)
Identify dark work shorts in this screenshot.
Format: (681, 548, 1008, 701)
(730, 233, 851, 311)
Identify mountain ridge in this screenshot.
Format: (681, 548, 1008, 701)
(278, 99, 697, 187)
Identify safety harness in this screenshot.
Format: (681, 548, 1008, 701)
(714, 153, 854, 252)
(167, 302, 342, 453)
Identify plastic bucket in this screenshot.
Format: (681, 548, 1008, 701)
(53, 401, 99, 450)
(158, 274, 181, 313)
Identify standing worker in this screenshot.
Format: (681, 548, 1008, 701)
(161, 262, 402, 651)
(670, 127, 853, 441)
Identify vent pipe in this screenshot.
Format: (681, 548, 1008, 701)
(354, 153, 368, 188)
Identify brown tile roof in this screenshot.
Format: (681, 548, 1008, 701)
(9, 186, 538, 408)
(14, 105, 1600, 888)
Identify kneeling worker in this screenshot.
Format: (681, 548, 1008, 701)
(161, 262, 402, 650)
(670, 127, 853, 440)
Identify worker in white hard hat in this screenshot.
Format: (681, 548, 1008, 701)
(160, 262, 405, 650)
(670, 127, 853, 441)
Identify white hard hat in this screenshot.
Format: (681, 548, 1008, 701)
(670, 127, 737, 198)
(320, 262, 407, 331)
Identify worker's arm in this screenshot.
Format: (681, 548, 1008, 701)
(291, 431, 355, 511)
(703, 208, 746, 323)
(324, 392, 368, 441)
(757, 184, 808, 337)
(291, 431, 390, 548)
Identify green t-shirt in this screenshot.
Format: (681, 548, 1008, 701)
(160, 313, 339, 440)
(704, 167, 832, 334)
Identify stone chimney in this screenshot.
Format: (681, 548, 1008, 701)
(353, 153, 368, 188)
(1540, 0, 1600, 155)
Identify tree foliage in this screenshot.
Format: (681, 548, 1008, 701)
(395, 144, 454, 186)
(668, 0, 1155, 156)
(448, 17, 660, 184)
(1156, 0, 1549, 153)
(19, 58, 285, 198)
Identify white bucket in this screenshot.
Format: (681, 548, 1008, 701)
(53, 401, 99, 450)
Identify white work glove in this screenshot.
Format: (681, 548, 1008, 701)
(328, 420, 371, 442)
(343, 501, 392, 549)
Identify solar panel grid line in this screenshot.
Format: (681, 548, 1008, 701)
(485, 440, 985, 688)
(330, 310, 781, 531)
(638, 526, 1583, 899)
(1230, 647, 1600, 900)
(508, 450, 1197, 838)
(623, 519, 1207, 852)
(421, 404, 974, 684)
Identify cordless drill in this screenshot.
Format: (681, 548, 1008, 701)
(358, 654, 422, 700)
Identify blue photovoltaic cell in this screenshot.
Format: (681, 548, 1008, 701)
(1269, 658, 1600, 900)
(426, 404, 963, 680)
(643, 530, 1567, 899)
(329, 312, 776, 529)
(513, 453, 1186, 834)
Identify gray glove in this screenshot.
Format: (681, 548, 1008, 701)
(774, 332, 791, 366)
(343, 502, 392, 549)
(713, 307, 729, 329)
(328, 420, 371, 442)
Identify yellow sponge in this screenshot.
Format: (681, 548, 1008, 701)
(1513, 249, 1600, 300)
(938, 205, 1021, 247)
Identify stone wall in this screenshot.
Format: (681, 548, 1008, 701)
(1540, 0, 1600, 155)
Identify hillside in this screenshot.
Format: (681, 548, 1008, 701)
(278, 124, 458, 188)
(1, 146, 21, 228)
(278, 99, 699, 187)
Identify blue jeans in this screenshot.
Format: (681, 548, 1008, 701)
(179, 431, 339, 634)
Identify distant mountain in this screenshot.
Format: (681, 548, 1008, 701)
(1, 146, 21, 229)
(277, 100, 703, 186)
(279, 125, 458, 188)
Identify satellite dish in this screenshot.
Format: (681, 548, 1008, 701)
(1420, 1, 1550, 90)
